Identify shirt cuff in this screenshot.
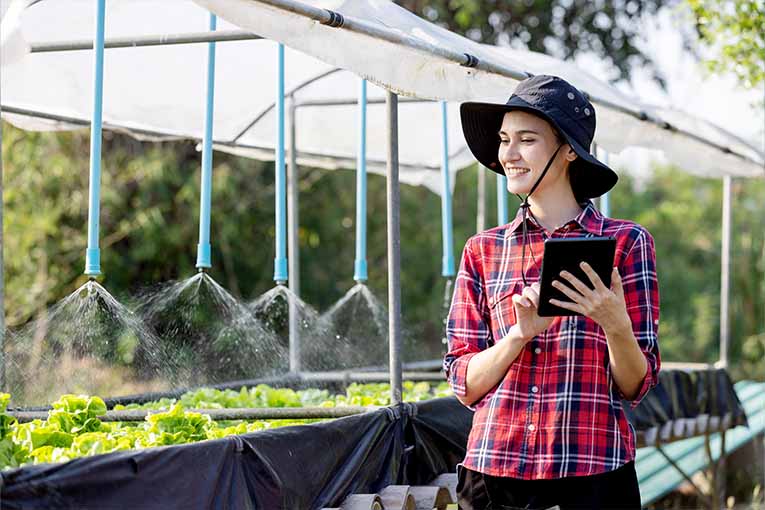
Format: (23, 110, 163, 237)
(620, 361, 654, 410)
(446, 352, 481, 411)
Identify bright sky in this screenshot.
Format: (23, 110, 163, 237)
(575, 5, 764, 184)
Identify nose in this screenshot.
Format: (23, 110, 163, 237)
(498, 140, 521, 165)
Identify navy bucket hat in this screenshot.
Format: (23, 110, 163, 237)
(460, 74, 618, 201)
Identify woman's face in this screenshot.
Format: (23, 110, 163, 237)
(497, 111, 576, 196)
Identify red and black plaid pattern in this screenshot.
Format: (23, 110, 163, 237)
(444, 199, 660, 479)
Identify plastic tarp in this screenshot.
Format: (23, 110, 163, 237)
(0, 0, 468, 195)
(1, 0, 762, 198)
(193, 0, 764, 179)
(0, 398, 473, 509)
(0, 0, 27, 66)
(625, 367, 748, 447)
(0, 369, 747, 508)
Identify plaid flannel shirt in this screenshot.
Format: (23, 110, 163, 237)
(444, 199, 660, 479)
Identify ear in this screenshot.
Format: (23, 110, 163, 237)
(565, 145, 578, 162)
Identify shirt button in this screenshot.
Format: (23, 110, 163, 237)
(528, 424, 536, 432)
(534, 347, 542, 354)
(531, 386, 539, 394)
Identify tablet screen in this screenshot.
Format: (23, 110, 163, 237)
(537, 237, 617, 317)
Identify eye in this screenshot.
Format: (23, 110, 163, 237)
(499, 138, 509, 145)
(521, 138, 534, 143)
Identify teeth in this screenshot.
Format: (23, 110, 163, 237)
(506, 168, 530, 175)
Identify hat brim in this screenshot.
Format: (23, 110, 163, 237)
(460, 99, 618, 200)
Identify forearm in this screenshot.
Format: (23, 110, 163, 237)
(604, 321, 648, 400)
(458, 325, 529, 407)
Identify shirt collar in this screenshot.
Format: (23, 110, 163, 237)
(506, 199, 605, 237)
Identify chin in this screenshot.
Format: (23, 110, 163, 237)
(505, 182, 533, 195)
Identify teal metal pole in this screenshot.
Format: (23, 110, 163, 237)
(84, 0, 106, 276)
(196, 14, 217, 270)
(274, 43, 288, 283)
(440, 102, 455, 277)
(353, 78, 368, 282)
(496, 173, 508, 225)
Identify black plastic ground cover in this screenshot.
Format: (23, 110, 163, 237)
(0, 368, 747, 509)
(0, 397, 473, 509)
(624, 367, 748, 437)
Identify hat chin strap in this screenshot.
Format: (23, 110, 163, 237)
(512, 143, 563, 288)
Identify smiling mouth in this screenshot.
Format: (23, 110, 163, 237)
(506, 168, 531, 176)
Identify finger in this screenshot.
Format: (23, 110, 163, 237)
(551, 279, 584, 303)
(579, 261, 609, 293)
(513, 293, 532, 308)
(522, 286, 540, 308)
(548, 298, 581, 313)
(611, 266, 623, 293)
(559, 269, 594, 297)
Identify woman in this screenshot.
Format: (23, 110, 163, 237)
(444, 75, 661, 510)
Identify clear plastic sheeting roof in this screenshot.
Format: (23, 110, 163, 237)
(1, 0, 762, 196)
(0, 0, 28, 66)
(0, 0, 467, 194)
(194, 0, 764, 179)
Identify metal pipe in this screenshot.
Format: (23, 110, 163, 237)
(273, 43, 288, 283)
(496, 174, 508, 225)
(656, 444, 713, 508)
(84, 0, 107, 277)
(386, 91, 403, 406)
(249, 0, 764, 170)
(9, 406, 375, 423)
(29, 30, 262, 53)
(719, 175, 732, 368)
(0, 88, 5, 389)
(592, 143, 610, 215)
(294, 97, 431, 108)
(354, 78, 369, 282)
(232, 68, 343, 143)
(440, 102, 455, 277)
(253, 0, 528, 79)
(195, 14, 217, 270)
(17, 2, 765, 168)
(287, 96, 301, 372)
(600, 148, 611, 217)
(477, 167, 485, 233)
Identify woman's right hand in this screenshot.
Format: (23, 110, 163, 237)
(511, 282, 555, 341)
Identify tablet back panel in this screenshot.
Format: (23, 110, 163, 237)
(537, 237, 616, 317)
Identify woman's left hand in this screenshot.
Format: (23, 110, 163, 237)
(549, 262, 631, 333)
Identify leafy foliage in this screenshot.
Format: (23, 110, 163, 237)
(0, 382, 453, 470)
(687, 0, 765, 88)
(395, 0, 670, 85)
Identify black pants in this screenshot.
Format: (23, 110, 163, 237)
(456, 461, 642, 510)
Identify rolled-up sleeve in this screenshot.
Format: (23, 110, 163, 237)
(443, 237, 492, 411)
(618, 228, 661, 409)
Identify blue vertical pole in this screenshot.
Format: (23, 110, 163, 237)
(353, 78, 368, 283)
(273, 44, 288, 283)
(496, 174, 508, 225)
(440, 102, 455, 277)
(84, 0, 106, 277)
(196, 14, 216, 270)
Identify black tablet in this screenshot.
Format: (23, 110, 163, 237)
(537, 237, 617, 317)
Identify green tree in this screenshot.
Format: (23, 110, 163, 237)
(395, 0, 671, 84)
(687, 0, 765, 88)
